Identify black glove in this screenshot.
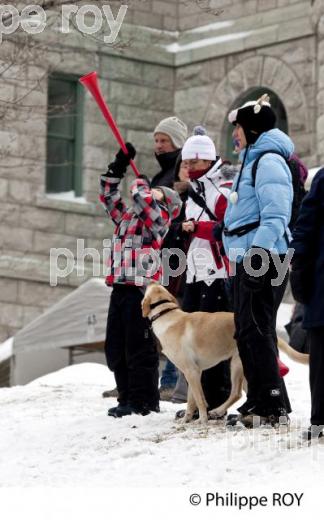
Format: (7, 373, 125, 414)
(242, 247, 269, 292)
(106, 142, 136, 178)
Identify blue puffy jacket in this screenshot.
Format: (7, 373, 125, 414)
(223, 129, 294, 262)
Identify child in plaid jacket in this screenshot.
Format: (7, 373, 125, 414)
(100, 143, 182, 418)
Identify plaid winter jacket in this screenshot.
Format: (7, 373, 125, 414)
(99, 175, 180, 287)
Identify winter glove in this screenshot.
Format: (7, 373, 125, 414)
(242, 247, 270, 292)
(106, 142, 136, 178)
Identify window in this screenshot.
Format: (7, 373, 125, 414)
(46, 74, 84, 196)
(225, 87, 288, 163)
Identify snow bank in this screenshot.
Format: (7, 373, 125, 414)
(0, 337, 13, 363)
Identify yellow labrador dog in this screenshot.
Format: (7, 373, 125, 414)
(142, 283, 309, 424)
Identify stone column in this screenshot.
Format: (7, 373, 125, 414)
(314, 0, 324, 164)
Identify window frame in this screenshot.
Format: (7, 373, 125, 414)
(46, 72, 84, 197)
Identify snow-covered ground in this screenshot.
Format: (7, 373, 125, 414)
(0, 304, 323, 519)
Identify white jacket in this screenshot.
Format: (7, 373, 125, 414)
(186, 160, 233, 284)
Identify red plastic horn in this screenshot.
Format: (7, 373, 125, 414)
(79, 71, 141, 177)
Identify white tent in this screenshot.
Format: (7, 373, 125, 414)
(13, 278, 112, 355)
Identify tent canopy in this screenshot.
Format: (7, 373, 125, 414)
(13, 278, 112, 354)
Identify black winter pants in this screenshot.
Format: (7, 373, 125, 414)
(104, 284, 159, 409)
(233, 258, 291, 415)
(308, 327, 324, 426)
(182, 279, 231, 410)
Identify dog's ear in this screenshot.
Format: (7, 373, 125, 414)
(141, 293, 151, 318)
(162, 286, 177, 305)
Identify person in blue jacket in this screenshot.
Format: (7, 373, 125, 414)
(290, 168, 324, 440)
(222, 94, 294, 427)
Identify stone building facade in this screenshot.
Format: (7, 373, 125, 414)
(0, 0, 322, 342)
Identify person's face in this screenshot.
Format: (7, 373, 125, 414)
(154, 133, 177, 155)
(187, 158, 212, 172)
(178, 160, 190, 181)
(232, 124, 247, 152)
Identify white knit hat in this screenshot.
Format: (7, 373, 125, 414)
(154, 116, 188, 149)
(181, 126, 216, 161)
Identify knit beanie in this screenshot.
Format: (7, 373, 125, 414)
(154, 117, 188, 149)
(181, 126, 216, 161)
(228, 94, 276, 145)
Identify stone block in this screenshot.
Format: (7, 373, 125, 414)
(163, 15, 178, 31)
(7, 180, 39, 205)
(64, 213, 108, 239)
(126, 129, 156, 152)
(175, 85, 213, 113)
(258, 0, 277, 11)
(292, 133, 312, 156)
(132, 10, 163, 29)
(83, 145, 109, 171)
(109, 81, 173, 111)
(175, 63, 211, 88)
(22, 305, 44, 327)
(117, 105, 168, 131)
(152, 1, 177, 17)
(0, 278, 18, 304)
(317, 89, 324, 117)
(0, 203, 21, 227)
(21, 207, 65, 233)
(100, 55, 144, 83)
(17, 280, 72, 307)
(0, 178, 8, 200)
(0, 225, 34, 253)
(0, 302, 24, 328)
(141, 63, 174, 89)
(33, 231, 79, 256)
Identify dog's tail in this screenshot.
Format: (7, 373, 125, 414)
(277, 337, 309, 365)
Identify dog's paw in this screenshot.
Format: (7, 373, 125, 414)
(196, 416, 208, 425)
(181, 414, 194, 424)
(208, 408, 227, 420)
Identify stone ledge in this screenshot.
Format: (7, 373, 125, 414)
(0, 254, 101, 287)
(36, 194, 102, 216)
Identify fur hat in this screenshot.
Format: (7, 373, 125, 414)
(228, 94, 276, 144)
(154, 117, 188, 149)
(181, 126, 216, 161)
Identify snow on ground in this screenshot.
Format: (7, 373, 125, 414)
(0, 337, 13, 363)
(1, 306, 323, 492)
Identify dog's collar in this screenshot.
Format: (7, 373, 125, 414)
(150, 306, 178, 323)
(149, 299, 173, 310)
(149, 299, 179, 323)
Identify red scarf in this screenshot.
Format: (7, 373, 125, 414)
(188, 167, 209, 180)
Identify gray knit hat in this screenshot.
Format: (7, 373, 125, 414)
(154, 116, 188, 149)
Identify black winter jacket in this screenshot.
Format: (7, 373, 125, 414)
(291, 168, 324, 328)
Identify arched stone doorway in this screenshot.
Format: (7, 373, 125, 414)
(201, 56, 309, 160)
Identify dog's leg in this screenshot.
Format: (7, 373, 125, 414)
(182, 386, 197, 423)
(183, 368, 208, 424)
(209, 355, 244, 419)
